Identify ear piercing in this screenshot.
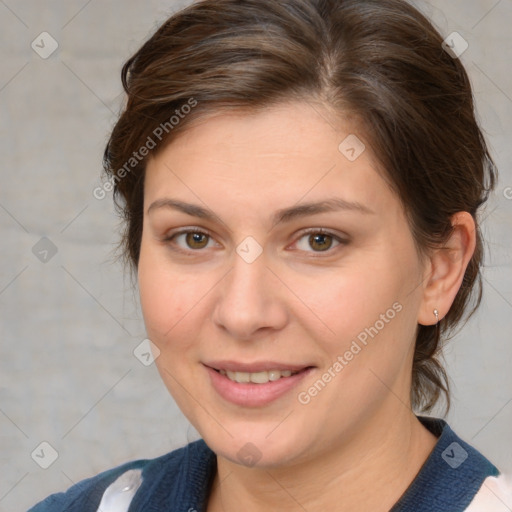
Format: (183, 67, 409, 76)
(433, 308, 439, 325)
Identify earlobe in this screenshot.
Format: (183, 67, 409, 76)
(417, 212, 476, 326)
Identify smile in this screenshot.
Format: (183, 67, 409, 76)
(204, 363, 314, 407)
(217, 369, 301, 384)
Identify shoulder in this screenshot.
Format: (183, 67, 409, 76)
(393, 417, 506, 512)
(28, 441, 206, 512)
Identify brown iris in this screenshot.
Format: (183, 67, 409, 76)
(186, 232, 209, 249)
(308, 233, 333, 252)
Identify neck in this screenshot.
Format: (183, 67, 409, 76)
(207, 405, 438, 512)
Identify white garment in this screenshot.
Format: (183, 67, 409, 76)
(465, 474, 512, 511)
(96, 469, 143, 512)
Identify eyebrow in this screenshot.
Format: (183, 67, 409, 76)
(147, 197, 375, 227)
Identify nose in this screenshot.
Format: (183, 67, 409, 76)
(212, 245, 288, 340)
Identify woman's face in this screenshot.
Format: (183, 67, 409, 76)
(138, 101, 428, 468)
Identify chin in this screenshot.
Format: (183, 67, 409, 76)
(202, 424, 313, 469)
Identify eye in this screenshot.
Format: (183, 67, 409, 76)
(163, 228, 216, 253)
(292, 228, 346, 254)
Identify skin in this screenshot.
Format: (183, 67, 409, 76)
(138, 101, 476, 511)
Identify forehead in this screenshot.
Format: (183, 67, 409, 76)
(144, 102, 395, 219)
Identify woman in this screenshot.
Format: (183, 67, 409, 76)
(29, 0, 511, 510)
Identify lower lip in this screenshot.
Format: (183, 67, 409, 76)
(204, 365, 314, 407)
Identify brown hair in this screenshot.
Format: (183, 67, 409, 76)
(102, 0, 497, 413)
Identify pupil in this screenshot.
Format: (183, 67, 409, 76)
(311, 234, 331, 251)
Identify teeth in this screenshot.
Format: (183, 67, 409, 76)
(219, 369, 299, 383)
(235, 371, 250, 383)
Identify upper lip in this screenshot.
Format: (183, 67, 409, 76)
(204, 361, 313, 373)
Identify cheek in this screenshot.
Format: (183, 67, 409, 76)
(299, 246, 419, 385)
(138, 243, 192, 341)
(305, 261, 399, 338)
(137, 245, 203, 412)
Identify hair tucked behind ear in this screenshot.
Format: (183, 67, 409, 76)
(102, 0, 497, 413)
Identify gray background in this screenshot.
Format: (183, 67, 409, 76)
(0, 1, 511, 511)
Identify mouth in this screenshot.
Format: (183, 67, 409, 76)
(203, 361, 315, 407)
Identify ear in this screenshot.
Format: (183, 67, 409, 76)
(417, 212, 477, 326)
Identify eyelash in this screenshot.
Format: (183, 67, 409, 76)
(162, 227, 347, 257)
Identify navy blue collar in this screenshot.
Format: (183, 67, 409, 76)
(390, 416, 498, 511)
